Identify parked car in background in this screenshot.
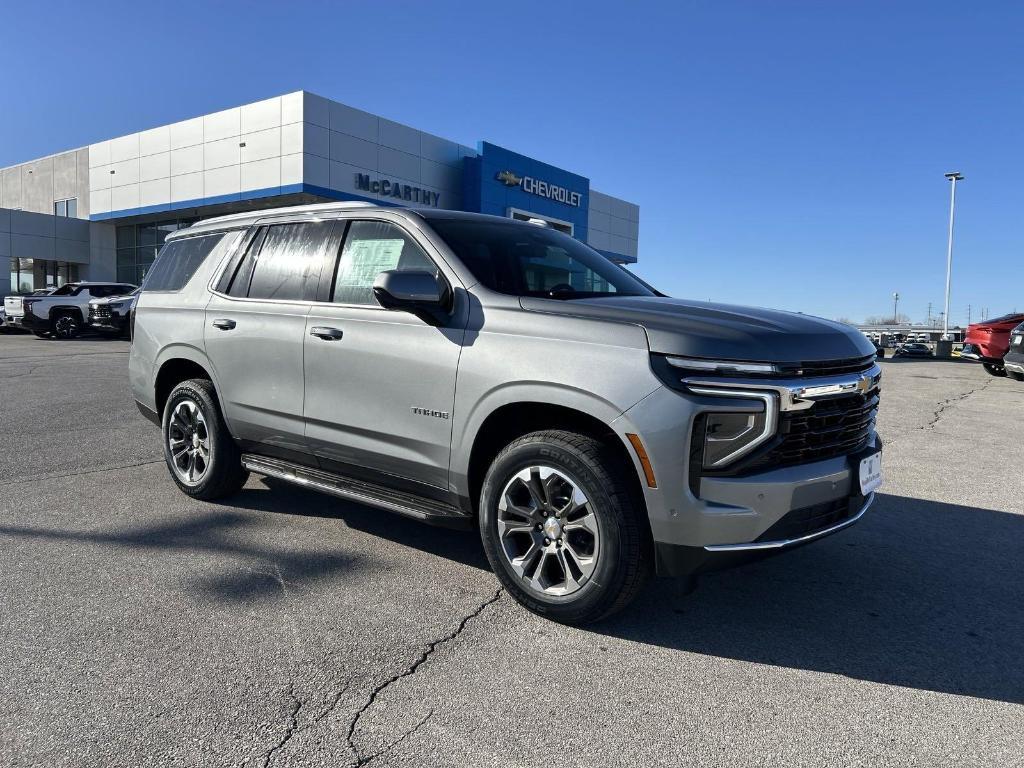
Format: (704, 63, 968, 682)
(6, 282, 136, 338)
(3, 288, 55, 333)
(960, 313, 1024, 376)
(1002, 322, 1024, 382)
(894, 343, 932, 358)
(89, 288, 140, 338)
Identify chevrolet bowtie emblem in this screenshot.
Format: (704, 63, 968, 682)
(856, 375, 871, 395)
(496, 170, 522, 187)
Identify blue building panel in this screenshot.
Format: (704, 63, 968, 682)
(465, 142, 590, 244)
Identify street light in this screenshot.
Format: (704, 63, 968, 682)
(942, 172, 964, 340)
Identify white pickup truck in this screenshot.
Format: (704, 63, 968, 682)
(4, 282, 136, 339)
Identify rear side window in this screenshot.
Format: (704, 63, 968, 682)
(144, 233, 230, 292)
(225, 221, 334, 301)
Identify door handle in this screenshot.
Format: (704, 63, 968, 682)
(310, 326, 344, 341)
(212, 318, 236, 330)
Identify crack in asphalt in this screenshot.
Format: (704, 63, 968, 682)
(923, 379, 995, 430)
(358, 709, 435, 767)
(344, 588, 503, 765)
(252, 680, 354, 767)
(260, 682, 303, 768)
(0, 459, 163, 488)
(886, 378, 994, 447)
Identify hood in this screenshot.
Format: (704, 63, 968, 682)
(520, 295, 875, 363)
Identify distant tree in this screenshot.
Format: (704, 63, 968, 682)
(835, 316, 856, 325)
(863, 313, 910, 325)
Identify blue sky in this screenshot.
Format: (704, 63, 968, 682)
(2, 0, 1021, 325)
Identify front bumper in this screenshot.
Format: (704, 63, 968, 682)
(1004, 351, 1024, 375)
(655, 491, 874, 576)
(612, 379, 881, 577)
(90, 316, 129, 333)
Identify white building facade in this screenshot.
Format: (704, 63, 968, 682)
(1, 91, 640, 295)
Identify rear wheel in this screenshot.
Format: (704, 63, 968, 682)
(479, 430, 652, 625)
(162, 378, 248, 500)
(982, 363, 1006, 377)
(51, 311, 81, 339)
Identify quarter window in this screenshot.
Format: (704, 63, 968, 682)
(144, 232, 237, 292)
(332, 221, 435, 305)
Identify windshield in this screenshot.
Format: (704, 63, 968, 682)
(426, 218, 654, 300)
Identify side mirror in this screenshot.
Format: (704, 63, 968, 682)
(372, 270, 452, 325)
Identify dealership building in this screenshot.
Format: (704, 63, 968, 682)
(0, 90, 640, 296)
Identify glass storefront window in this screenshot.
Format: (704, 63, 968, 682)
(117, 226, 135, 249)
(111, 217, 199, 287)
(66, 199, 77, 218)
(9, 259, 80, 293)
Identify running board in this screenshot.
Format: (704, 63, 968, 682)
(240, 454, 472, 528)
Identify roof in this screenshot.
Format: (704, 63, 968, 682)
(169, 201, 544, 239)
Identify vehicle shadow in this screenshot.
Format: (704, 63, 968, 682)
(0, 509, 365, 603)
(598, 492, 1024, 705)
(230, 477, 491, 572)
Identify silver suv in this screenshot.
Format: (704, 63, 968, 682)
(130, 202, 882, 623)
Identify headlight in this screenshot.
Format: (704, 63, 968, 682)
(110, 301, 131, 312)
(665, 356, 779, 376)
(689, 387, 778, 469)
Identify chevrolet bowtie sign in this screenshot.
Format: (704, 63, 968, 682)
(495, 170, 582, 207)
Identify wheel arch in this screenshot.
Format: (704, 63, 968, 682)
(461, 398, 647, 521)
(49, 304, 85, 320)
(153, 345, 221, 419)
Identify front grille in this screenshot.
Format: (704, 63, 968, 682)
(91, 305, 112, 320)
(749, 391, 879, 471)
(755, 495, 861, 543)
(778, 354, 876, 378)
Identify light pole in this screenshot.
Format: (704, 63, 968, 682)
(892, 291, 900, 324)
(943, 172, 964, 340)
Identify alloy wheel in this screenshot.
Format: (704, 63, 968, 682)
(496, 466, 601, 597)
(54, 315, 78, 338)
(167, 399, 212, 486)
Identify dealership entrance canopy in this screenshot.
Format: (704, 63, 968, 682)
(0, 91, 639, 294)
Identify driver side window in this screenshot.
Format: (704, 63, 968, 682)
(331, 220, 435, 305)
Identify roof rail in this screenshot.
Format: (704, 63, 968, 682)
(196, 200, 377, 228)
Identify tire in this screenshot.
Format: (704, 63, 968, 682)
(51, 311, 81, 340)
(983, 363, 1007, 377)
(479, 430, 652, 625)
(162, 378, 248, 500)
(32, 330, 50, 339)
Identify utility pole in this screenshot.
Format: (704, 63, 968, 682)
(927, 302, 933, 326)
(967, 304, 971, 327)
(892, 292, 900, 324)
(943, 171, 964, 340)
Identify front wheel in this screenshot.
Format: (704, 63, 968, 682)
(479, 430, 652, 625)
(162, 378, 248, 500)
(983, 363, 1007, 377)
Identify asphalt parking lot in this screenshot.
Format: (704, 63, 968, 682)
(1, 334, 1022, 767)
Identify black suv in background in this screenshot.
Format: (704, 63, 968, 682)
(1003, 322, 1024, 381)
